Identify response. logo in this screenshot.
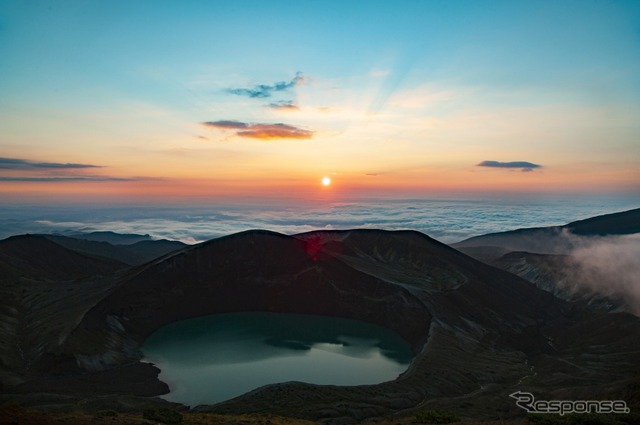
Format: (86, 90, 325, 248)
(510, 391, 630, 415)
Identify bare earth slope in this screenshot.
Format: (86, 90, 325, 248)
(1, 229, 639, 423)
(453, 207, 640, 256)
(494, 251, 633, 313)
(42, 234, 187, 266)
(453, 208, 640, 315)
(0, 235, 127, 390)
(0, 235, 127, 281)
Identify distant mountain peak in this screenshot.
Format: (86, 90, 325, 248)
(68, 231, 152, 245)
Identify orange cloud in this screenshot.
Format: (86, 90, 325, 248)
(203, 120, 313, 140)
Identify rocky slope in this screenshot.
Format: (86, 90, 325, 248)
(494, 251, 632, 313)
(1, 228, 639, 423)
(0, 235, 127, 281)
(453, 207, 640, 256)
(43, 234, 186, 266)
(453, 208, 640, 315)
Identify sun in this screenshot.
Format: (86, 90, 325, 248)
(321, 176, 331, 186)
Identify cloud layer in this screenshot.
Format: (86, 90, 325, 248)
(0, 157, 149, 182)
(3, 198, 632, 246)
(0, 157, 101, 170)
(203, 120, 313, 140)
(0, 176, 131, 182)
(477, 160, 541, 172)
(227, 72, 305, 99)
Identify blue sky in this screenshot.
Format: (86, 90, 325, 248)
(4, 1, 639, 101)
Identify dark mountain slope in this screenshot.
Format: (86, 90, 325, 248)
(42, 234, 148, 266)
(0, 235, 126, 389)
(1, 229, 639, 423)
(0, 235, 126, 281)
(453, 208, 640, 315)
(68, 231, 152, 245)
(43, 234, 186, 266)
(124, 239, 187, 263)
(37, 230, 566, 420)
(66, 230, 431, 364)
(494, 251, 632, 313)
(453, 207, 640, 256)
(566, 207, 640, 235)
(297, 230, 559, 335)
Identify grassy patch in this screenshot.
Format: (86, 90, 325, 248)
(414, 409, 460, 424)
(95, 409, 119, 418)
(143, 407, 183, 424)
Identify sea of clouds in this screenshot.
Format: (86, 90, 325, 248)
(1, 196, 636, 244)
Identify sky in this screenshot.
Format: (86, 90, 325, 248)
(1, 0, 639, 205)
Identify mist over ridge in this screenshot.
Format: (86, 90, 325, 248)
(455, 207, 640, 315)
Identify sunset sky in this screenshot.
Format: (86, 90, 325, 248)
(1, 0, 639, 204)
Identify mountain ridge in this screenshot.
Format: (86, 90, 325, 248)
(452, 207, 640, 315)
(43, 234, 187, 266)
(454, 207, 640, 254)
(1, 226, 639, 423)
(0, 234, 127, 281)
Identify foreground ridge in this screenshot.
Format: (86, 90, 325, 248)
(1, 228, 639, 423)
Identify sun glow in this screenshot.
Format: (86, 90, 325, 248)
(322, 176, 331, 186)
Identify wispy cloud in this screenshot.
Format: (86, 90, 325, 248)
(203, 120, 313, 140)
(227, 72, 305, 99)
(269, 100, 300, 111)
(0, 176, 133, 182)
(0, 157, 101, 170)
(0, 157, 157, 182)
(477, 160, 542, 172)
(204, 120, 248, 130)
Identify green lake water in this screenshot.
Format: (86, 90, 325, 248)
(141, 312, 414, 406)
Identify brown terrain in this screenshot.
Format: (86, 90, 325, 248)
(1, 210, 639, 424)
